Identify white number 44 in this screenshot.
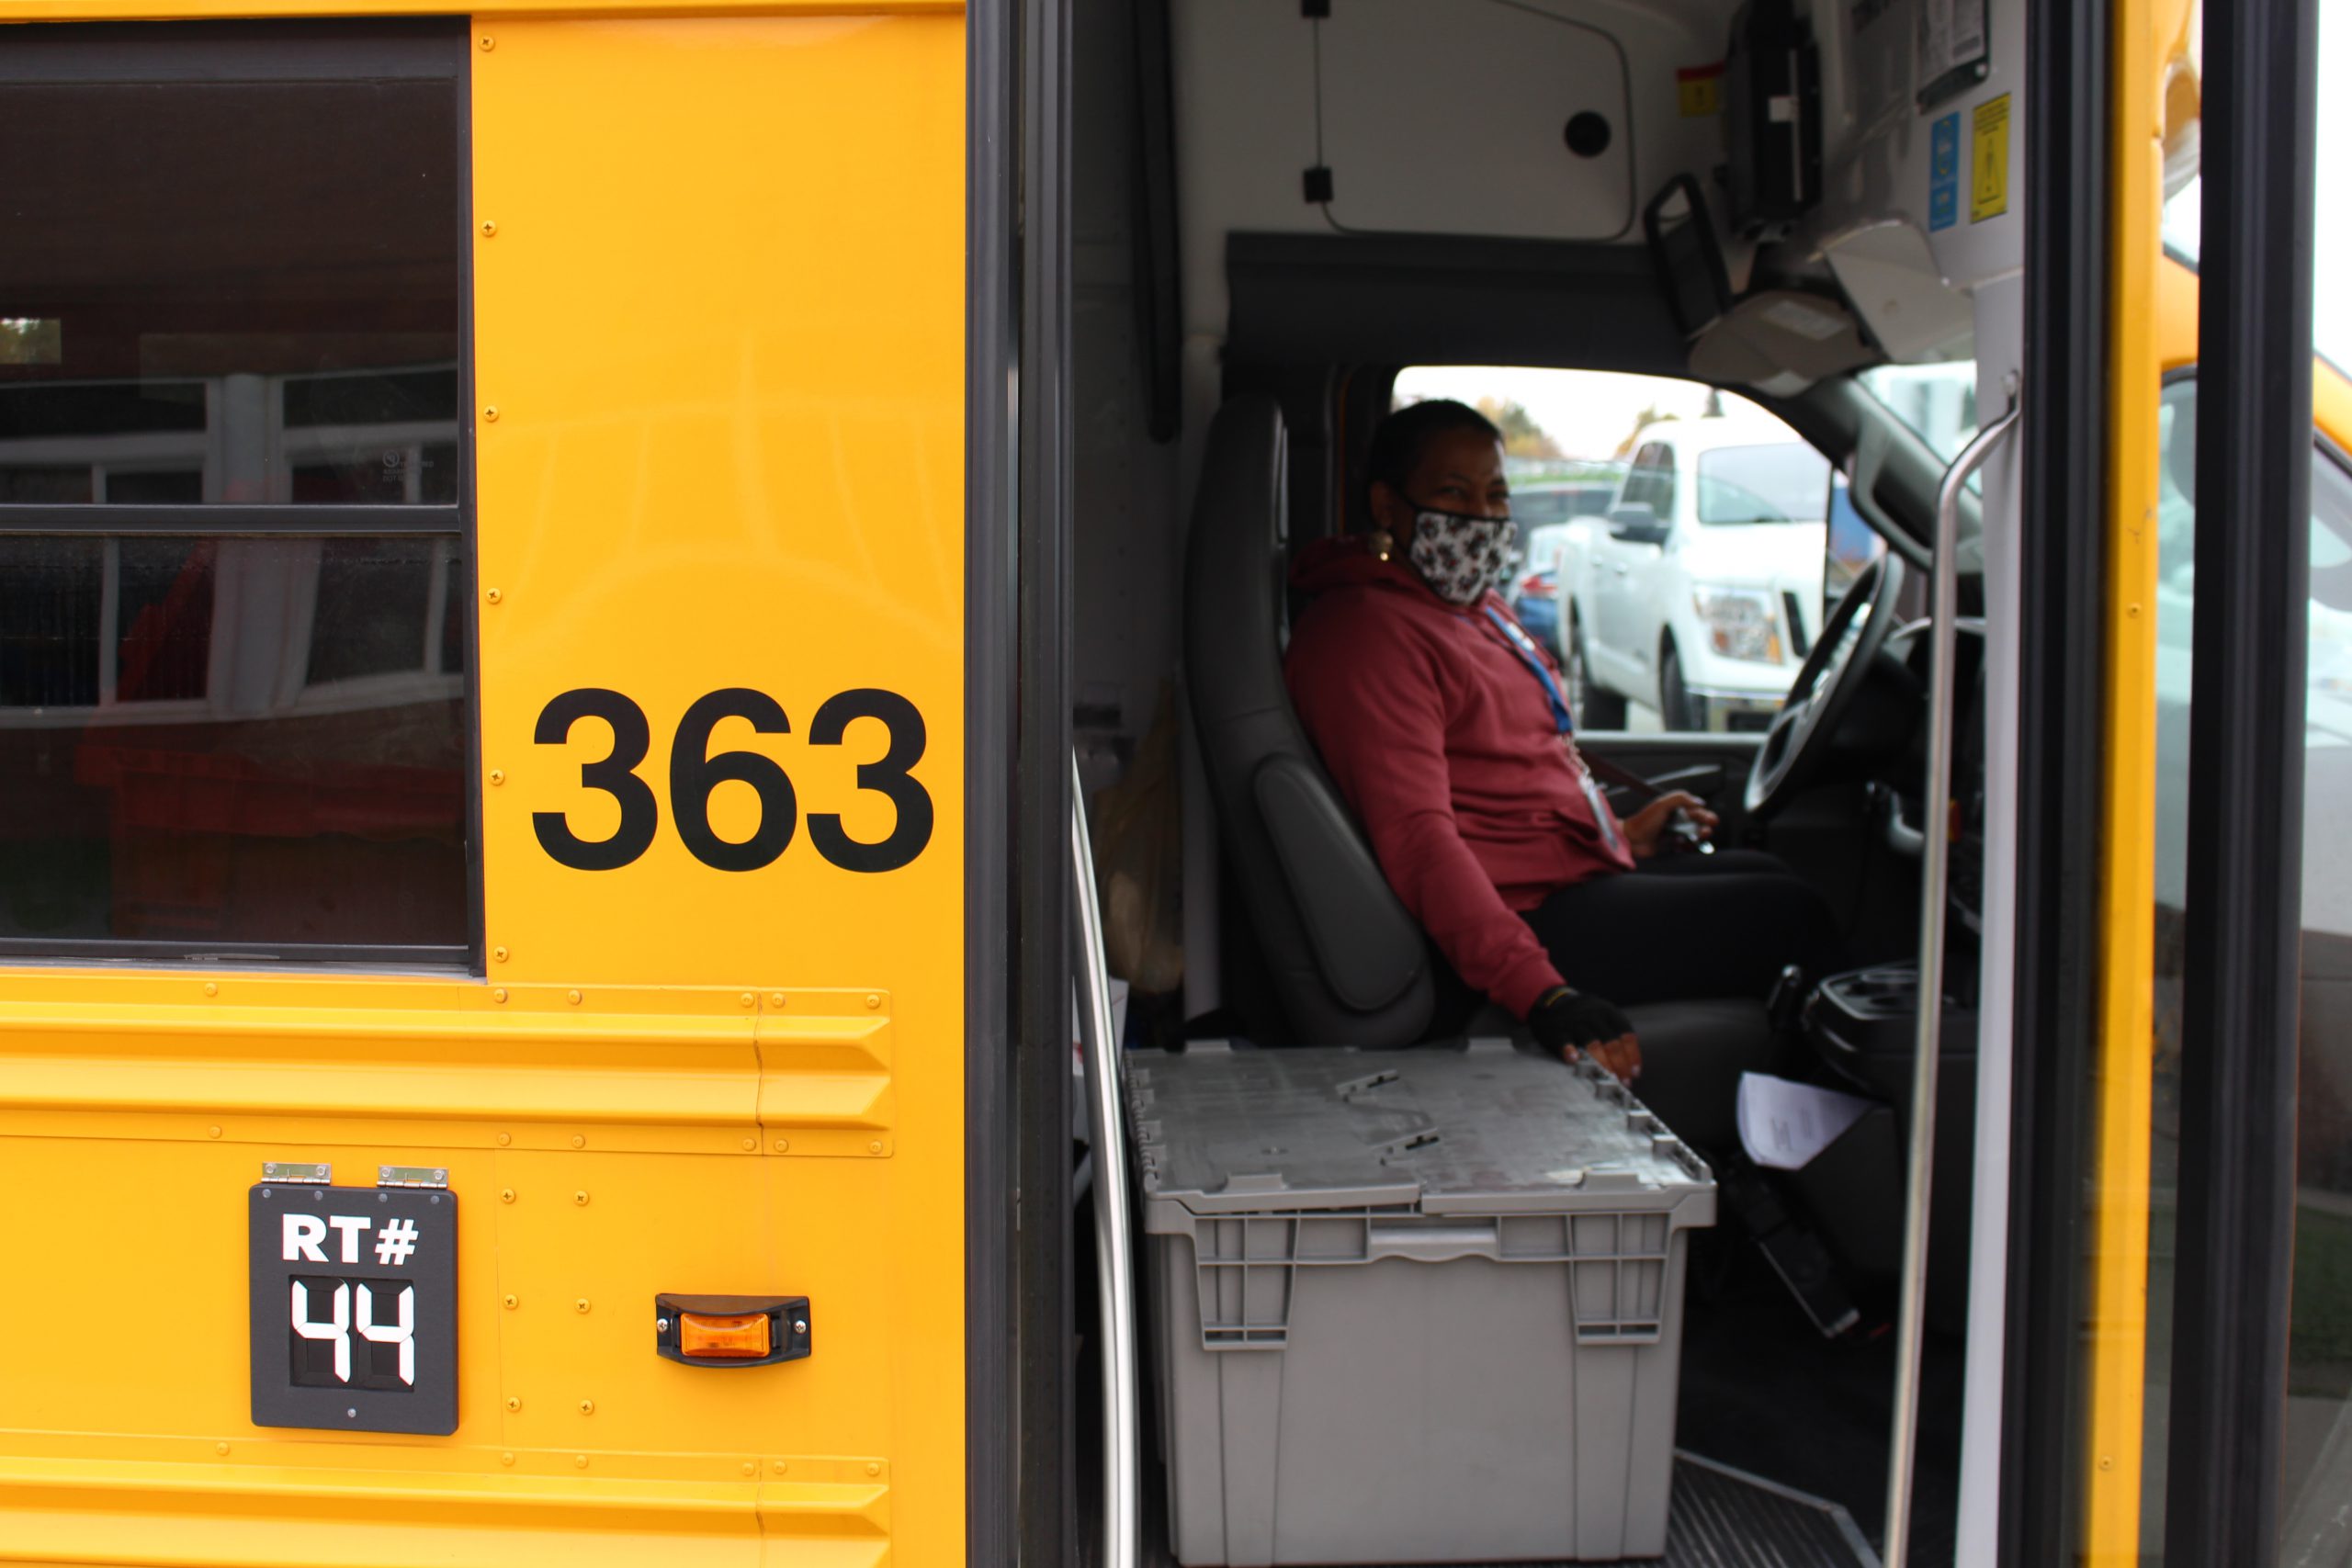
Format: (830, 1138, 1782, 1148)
(291, 1280, 415, 1386)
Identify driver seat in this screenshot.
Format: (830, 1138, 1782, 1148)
(1182, 395, 1774, 1147)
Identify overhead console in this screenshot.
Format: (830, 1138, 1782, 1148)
(1170, 0, 1726, 346)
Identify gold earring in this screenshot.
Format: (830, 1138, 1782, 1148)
(1366, 528, 1395, 561)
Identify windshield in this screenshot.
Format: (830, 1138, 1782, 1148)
(1695, 443, 1830, 525)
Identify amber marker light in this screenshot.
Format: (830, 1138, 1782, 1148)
(653, 1293, 812, 1369)
(679, 1312, 771, 1359)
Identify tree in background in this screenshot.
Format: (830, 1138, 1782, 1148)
(0, 317, 60, 366)
(1474, 396, 1564, 459)
(1615, 403, 1685, 457)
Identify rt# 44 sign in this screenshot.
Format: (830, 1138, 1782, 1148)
(247, 1184, 458, 1435)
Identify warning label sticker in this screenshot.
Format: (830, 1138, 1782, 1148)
(1678, 62, 1724, 118)
(1971, 94, 2010, 223)
(1929, 113, 1961, 231)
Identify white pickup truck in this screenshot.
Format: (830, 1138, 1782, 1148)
(1552, 411, 1832, 732)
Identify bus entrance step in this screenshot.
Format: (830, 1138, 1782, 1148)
(1646, 1451, 1880, 1568)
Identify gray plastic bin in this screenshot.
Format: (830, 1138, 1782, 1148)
(1129, 1040, 1715, 1565)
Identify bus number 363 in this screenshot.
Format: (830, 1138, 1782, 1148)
(531, 687, 934, 874)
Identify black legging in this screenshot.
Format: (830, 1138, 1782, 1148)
(1519, 849, 1849, 1006)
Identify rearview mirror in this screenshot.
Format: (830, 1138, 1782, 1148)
(1609, 503, 1670, 547)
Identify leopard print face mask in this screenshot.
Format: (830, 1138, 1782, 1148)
(1406, 507, 1516, 605)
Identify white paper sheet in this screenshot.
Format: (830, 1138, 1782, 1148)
(1736, 1072, 1877, 1172)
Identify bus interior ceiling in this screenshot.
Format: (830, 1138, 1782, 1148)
(1069, 0, 2028, 1560)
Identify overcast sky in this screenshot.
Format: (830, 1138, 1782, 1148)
(1392, 366, 1783, 462)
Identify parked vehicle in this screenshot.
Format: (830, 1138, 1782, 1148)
(1509, 564, 1561, 650)
(1555, 412, 1830, 731)
(1505, 468, 1623, 558)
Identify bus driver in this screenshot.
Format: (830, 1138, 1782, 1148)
(1284, 399, 1849, 1088)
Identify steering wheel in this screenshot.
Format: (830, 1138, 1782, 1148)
(1744, 552, 1908, 818)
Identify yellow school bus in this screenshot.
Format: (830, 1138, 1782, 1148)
(0, 0, 2332, 1563)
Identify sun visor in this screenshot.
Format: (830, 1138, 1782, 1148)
(1821, 221, 1976, 364)
(1685, 289, 1874, 393)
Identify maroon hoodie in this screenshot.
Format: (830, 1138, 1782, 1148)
(1283, 536, 1635, 1019)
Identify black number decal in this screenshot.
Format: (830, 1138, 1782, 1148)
(670, 687, 797, 871)
(808, 688, 933, 873)
(532, 688, 659, 870)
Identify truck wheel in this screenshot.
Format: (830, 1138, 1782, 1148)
(1660, 638, 1705, 731)
(1567, 615, 1628, 729)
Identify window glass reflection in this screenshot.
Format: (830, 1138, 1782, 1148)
(0, 536, 468, 949)
(0, 77, 459, 504)
(2148, 373, 2352, 1551)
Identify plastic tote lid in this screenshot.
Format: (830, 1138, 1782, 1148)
(1126, 1039, 1713, 1216)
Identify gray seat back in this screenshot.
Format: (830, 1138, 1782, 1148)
(1182, 394, 1435, 1045)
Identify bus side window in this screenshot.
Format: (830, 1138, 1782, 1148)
(0, 25, 473, 961)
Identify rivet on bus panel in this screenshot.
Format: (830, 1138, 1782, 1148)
(203, 982, 217, 997)
(576, 1299, 592, 1314)
(868, 1141, 884, 1155)
(568, 990, 582, 1005)
(483, 407, 499, 423)
(505, 1396, 522, 1413)
(774, 1139, 790, 1153)
(580, 1399, 594, 1415)
(740, 992, 755, 1008)
(493, 988, 509, 1003)
(501, 1187, 515, 1202)
(770, 993, 786, 1008)
(479, 34, 494, 51)
(741, 1461, 756, 1477)
(481, 220, 497, 237)
(485, 587, 503, 604)
(215, 1442, 229, 1456)
(494, 945, 510, 963)
(571, 1134, 585, 1149)
(490, 769, 505, 785)
(501, 1453, 514, 1467)
(497, 1132, 512, 1146)
(865, 1462, 881, 1477)
(573, 1190, 590, 1205)
(741, 1137, 756, 1151)
(574, 1456, 589, 1470)
(208, 1126, 220, 1138)
(503, 1294, 518, 1310)
(865, 994, 880, 1010)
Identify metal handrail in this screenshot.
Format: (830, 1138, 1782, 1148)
(1883, 389, 2018, 1568)
(1070, 755, 1140, 1568)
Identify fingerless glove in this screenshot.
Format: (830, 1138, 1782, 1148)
(1528, 986, 1634, 1055)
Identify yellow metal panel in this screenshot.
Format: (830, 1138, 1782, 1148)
(0, 12, 967, 1565)
(469, 18, 968, 1562)
(2083, 0, 2165, 1555)
(0, 2, 952, 19)
(2318, 360, 2352, 455)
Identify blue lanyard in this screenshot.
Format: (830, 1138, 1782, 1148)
(1482, 605, 1573, 736)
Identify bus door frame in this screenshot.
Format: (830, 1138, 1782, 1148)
(2163, 0, 2320, 1557)
(2002, 0, 2322, 1558)
(968, 0, 1080, 1555)
(2001, 0, 2118, 1548)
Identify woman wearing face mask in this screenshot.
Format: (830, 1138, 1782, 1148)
(1284, 399, 1846, 1096)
